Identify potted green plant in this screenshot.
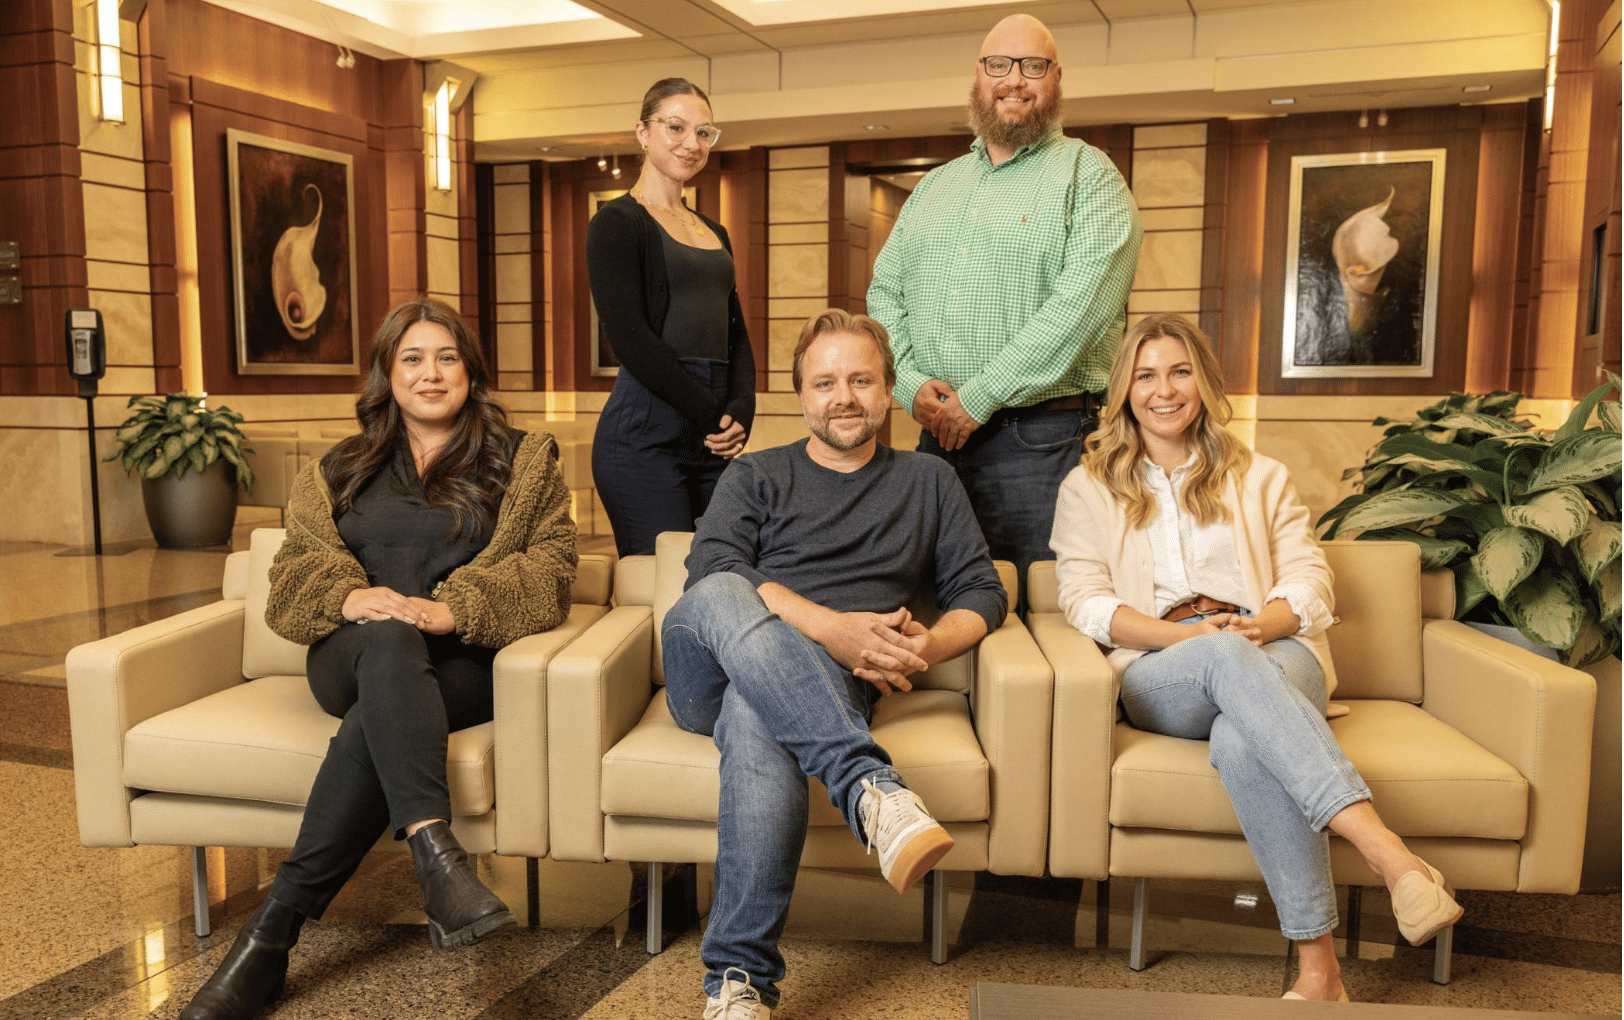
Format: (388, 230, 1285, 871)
(1317, 377, 1620, 669)
(106, 394, 256, 548)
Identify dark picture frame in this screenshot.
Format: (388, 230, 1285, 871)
(1282, 149, 1445, 378)
(227, 129, 360, 376)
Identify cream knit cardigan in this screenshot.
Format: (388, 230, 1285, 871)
(1050, 452, 1340, 698)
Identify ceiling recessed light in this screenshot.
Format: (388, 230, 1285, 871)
(1269, 97, 1296, 106)
(865, 124, 890, 132)
(1462, 84, 1492, 93)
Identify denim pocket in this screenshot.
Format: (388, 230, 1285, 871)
(1009, 410, 1086, 452)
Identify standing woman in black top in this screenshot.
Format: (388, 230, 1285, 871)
(587, 77, 756, 557)
(180, 298, 577, 1020)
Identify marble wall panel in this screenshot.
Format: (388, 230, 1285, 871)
(427, 174, 458, 217)
(496, 300, 532, 322)
(426, 212, 458, 240)
(0, 425, 146, 544)
(86, 261, 151, 294)
(82, 182, 149, 265)
(1255, 418, 1385, 527)
(1135, 123, 1207, 150)
(889, 407, 922, 452)
(746, 413, 809, 452)
(90, 289, 153, 365)
(1132, 230, 1203, 292)
(768, 244, 829, 299)
(493, 164, 529, 184)
(498, 372, 531, 392)
(1128, 289, 1201, 313)
(496, 254, 532, 303)
(768, 147, 830, 170)
(768, 168, 830, 223)
(426, 235, 460, 296)
(768, 319, 801, 373)
(1131, 146, 1206, 209)
(80, 151, 145, 190)
(0, 397, 90, 430)
(1139, 207, 1205, 231)
(769, 223, 826, 245)
(498, 322, 533, 372)
(99, 366, 155, 394)
(495, 234, 530, 254)
(494, 183, 529, 232)
(768, 297, 833, 319)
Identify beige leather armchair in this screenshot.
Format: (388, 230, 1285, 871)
(67, 528, 612, 936)
(547, 532, 1054, 962)
(1029, 540, 1596, 983)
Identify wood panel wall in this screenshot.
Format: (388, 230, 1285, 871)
(1575, 0, 1622, 391)
(0, 1, 86, 395)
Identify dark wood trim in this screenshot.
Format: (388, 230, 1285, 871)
(475, 161, 496, 377)
(530, 159, 548, 393)
(1257, 106, 1483, 396)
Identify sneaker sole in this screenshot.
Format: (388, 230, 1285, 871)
(885, 826, 954, 894)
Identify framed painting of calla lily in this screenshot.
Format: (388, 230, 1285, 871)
(226, 129, 360, 375)
(1281, 149, 1445, 378)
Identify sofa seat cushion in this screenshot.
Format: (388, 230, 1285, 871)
(1108, 700, 1528, 840)
(124, 675, 497, 816)
(601, 689, 989, 827)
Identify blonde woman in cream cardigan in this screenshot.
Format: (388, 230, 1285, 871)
(1050, 313, 1461, 1003)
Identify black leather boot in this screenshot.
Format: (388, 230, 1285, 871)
(179, 896, 305, 1020)
(407, 821, 516, 950)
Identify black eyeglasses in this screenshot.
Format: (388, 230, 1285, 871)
(979, 55, 1054, 79)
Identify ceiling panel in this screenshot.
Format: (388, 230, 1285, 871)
(1094, 0, 1194, 21)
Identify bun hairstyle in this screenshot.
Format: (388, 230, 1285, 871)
(322, 297, 514, 538)
(640, 77, 711, 123)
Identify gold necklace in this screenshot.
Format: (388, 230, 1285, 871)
(631, 188, 707, 236)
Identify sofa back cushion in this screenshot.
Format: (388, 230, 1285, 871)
(243, 530, 308, 679)
(1321, 540, 1424, 702)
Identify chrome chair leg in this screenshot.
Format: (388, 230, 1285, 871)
(1129, 878, 1148, 971)
(191, 846, 211, 937)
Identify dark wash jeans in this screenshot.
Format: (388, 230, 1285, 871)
(917, 405, 1095, 613)
(270, 619, 495, 919)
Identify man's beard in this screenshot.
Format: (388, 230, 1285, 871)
(967, 79, 1060, 152)
(808, 405, 883, 452)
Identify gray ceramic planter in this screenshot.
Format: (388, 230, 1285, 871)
(141, 460, 238, 548)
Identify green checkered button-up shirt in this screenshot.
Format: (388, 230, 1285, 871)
(868, 128, 1143, 424)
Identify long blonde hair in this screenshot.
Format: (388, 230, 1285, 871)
(1082, 313, 1251, 527)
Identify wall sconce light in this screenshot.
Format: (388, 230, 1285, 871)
(1377, 108, 1388, 127)
(597, 155, 607, 171)
(334, 44, 355, 69)
(95, 0, 123, 123)
(430, 80, 452, 191)
(1544, 0, 1560, 131)
(1358, 109, 1368, 129)
(611, 153, 621, 180)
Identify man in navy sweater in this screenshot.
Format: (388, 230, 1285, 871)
(662, 308, 1007, 1019)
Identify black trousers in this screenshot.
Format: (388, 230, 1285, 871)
(270, 619, 496, 919)
(592, 360, 730, 558)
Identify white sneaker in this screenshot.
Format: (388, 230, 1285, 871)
(858, 777, 955, 894)
(703, 967, 771, 1019)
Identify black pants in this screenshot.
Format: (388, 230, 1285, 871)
(270, 619, 496, 919)
(592, 360, 730, 558)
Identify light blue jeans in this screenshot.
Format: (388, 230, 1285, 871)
(1119, 624, 1371, 940)
(662, 571, 905, 1007)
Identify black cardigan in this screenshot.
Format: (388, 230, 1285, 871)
(585, 193, 756, 434)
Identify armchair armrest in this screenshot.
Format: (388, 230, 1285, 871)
(65, 601, 248, 847)
(1028, 611, 1117, 880)
(1422, 619, 1597, 893)
(490, 604, 610, 859)
(547, 606, 655, 862)
(973, 614, 1054, 877)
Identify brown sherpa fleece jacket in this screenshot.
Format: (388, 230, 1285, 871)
(265, 430, 578, 649)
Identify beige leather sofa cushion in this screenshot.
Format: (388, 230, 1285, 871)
(124, 674, 497, 816)
(602, 689, 989, 826)
(243, 531, 307, 680)
(1109, 700, 1527, 840)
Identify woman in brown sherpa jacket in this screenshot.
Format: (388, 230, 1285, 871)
(181, 298, 577, 1020)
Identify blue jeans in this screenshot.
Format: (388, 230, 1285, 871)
(662, 572, 902, 1007)
(1119, 626, 1370, 940)
(918, 407, 1090, 613)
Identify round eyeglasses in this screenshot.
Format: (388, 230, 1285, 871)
(979, 55, 1054, 80)
(645, 116, 721, 148)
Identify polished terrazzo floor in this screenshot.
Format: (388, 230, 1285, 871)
(2, 512, 1620, 1019)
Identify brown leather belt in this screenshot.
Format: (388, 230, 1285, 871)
(1162, 595, 1242, 623)
(999, 391, 1102, 421)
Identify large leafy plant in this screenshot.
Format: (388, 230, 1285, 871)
(1318, 378, 1621, 667)
(106, 394, 255, 492)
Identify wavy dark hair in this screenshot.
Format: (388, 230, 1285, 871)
(322, 297, 514, 538)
